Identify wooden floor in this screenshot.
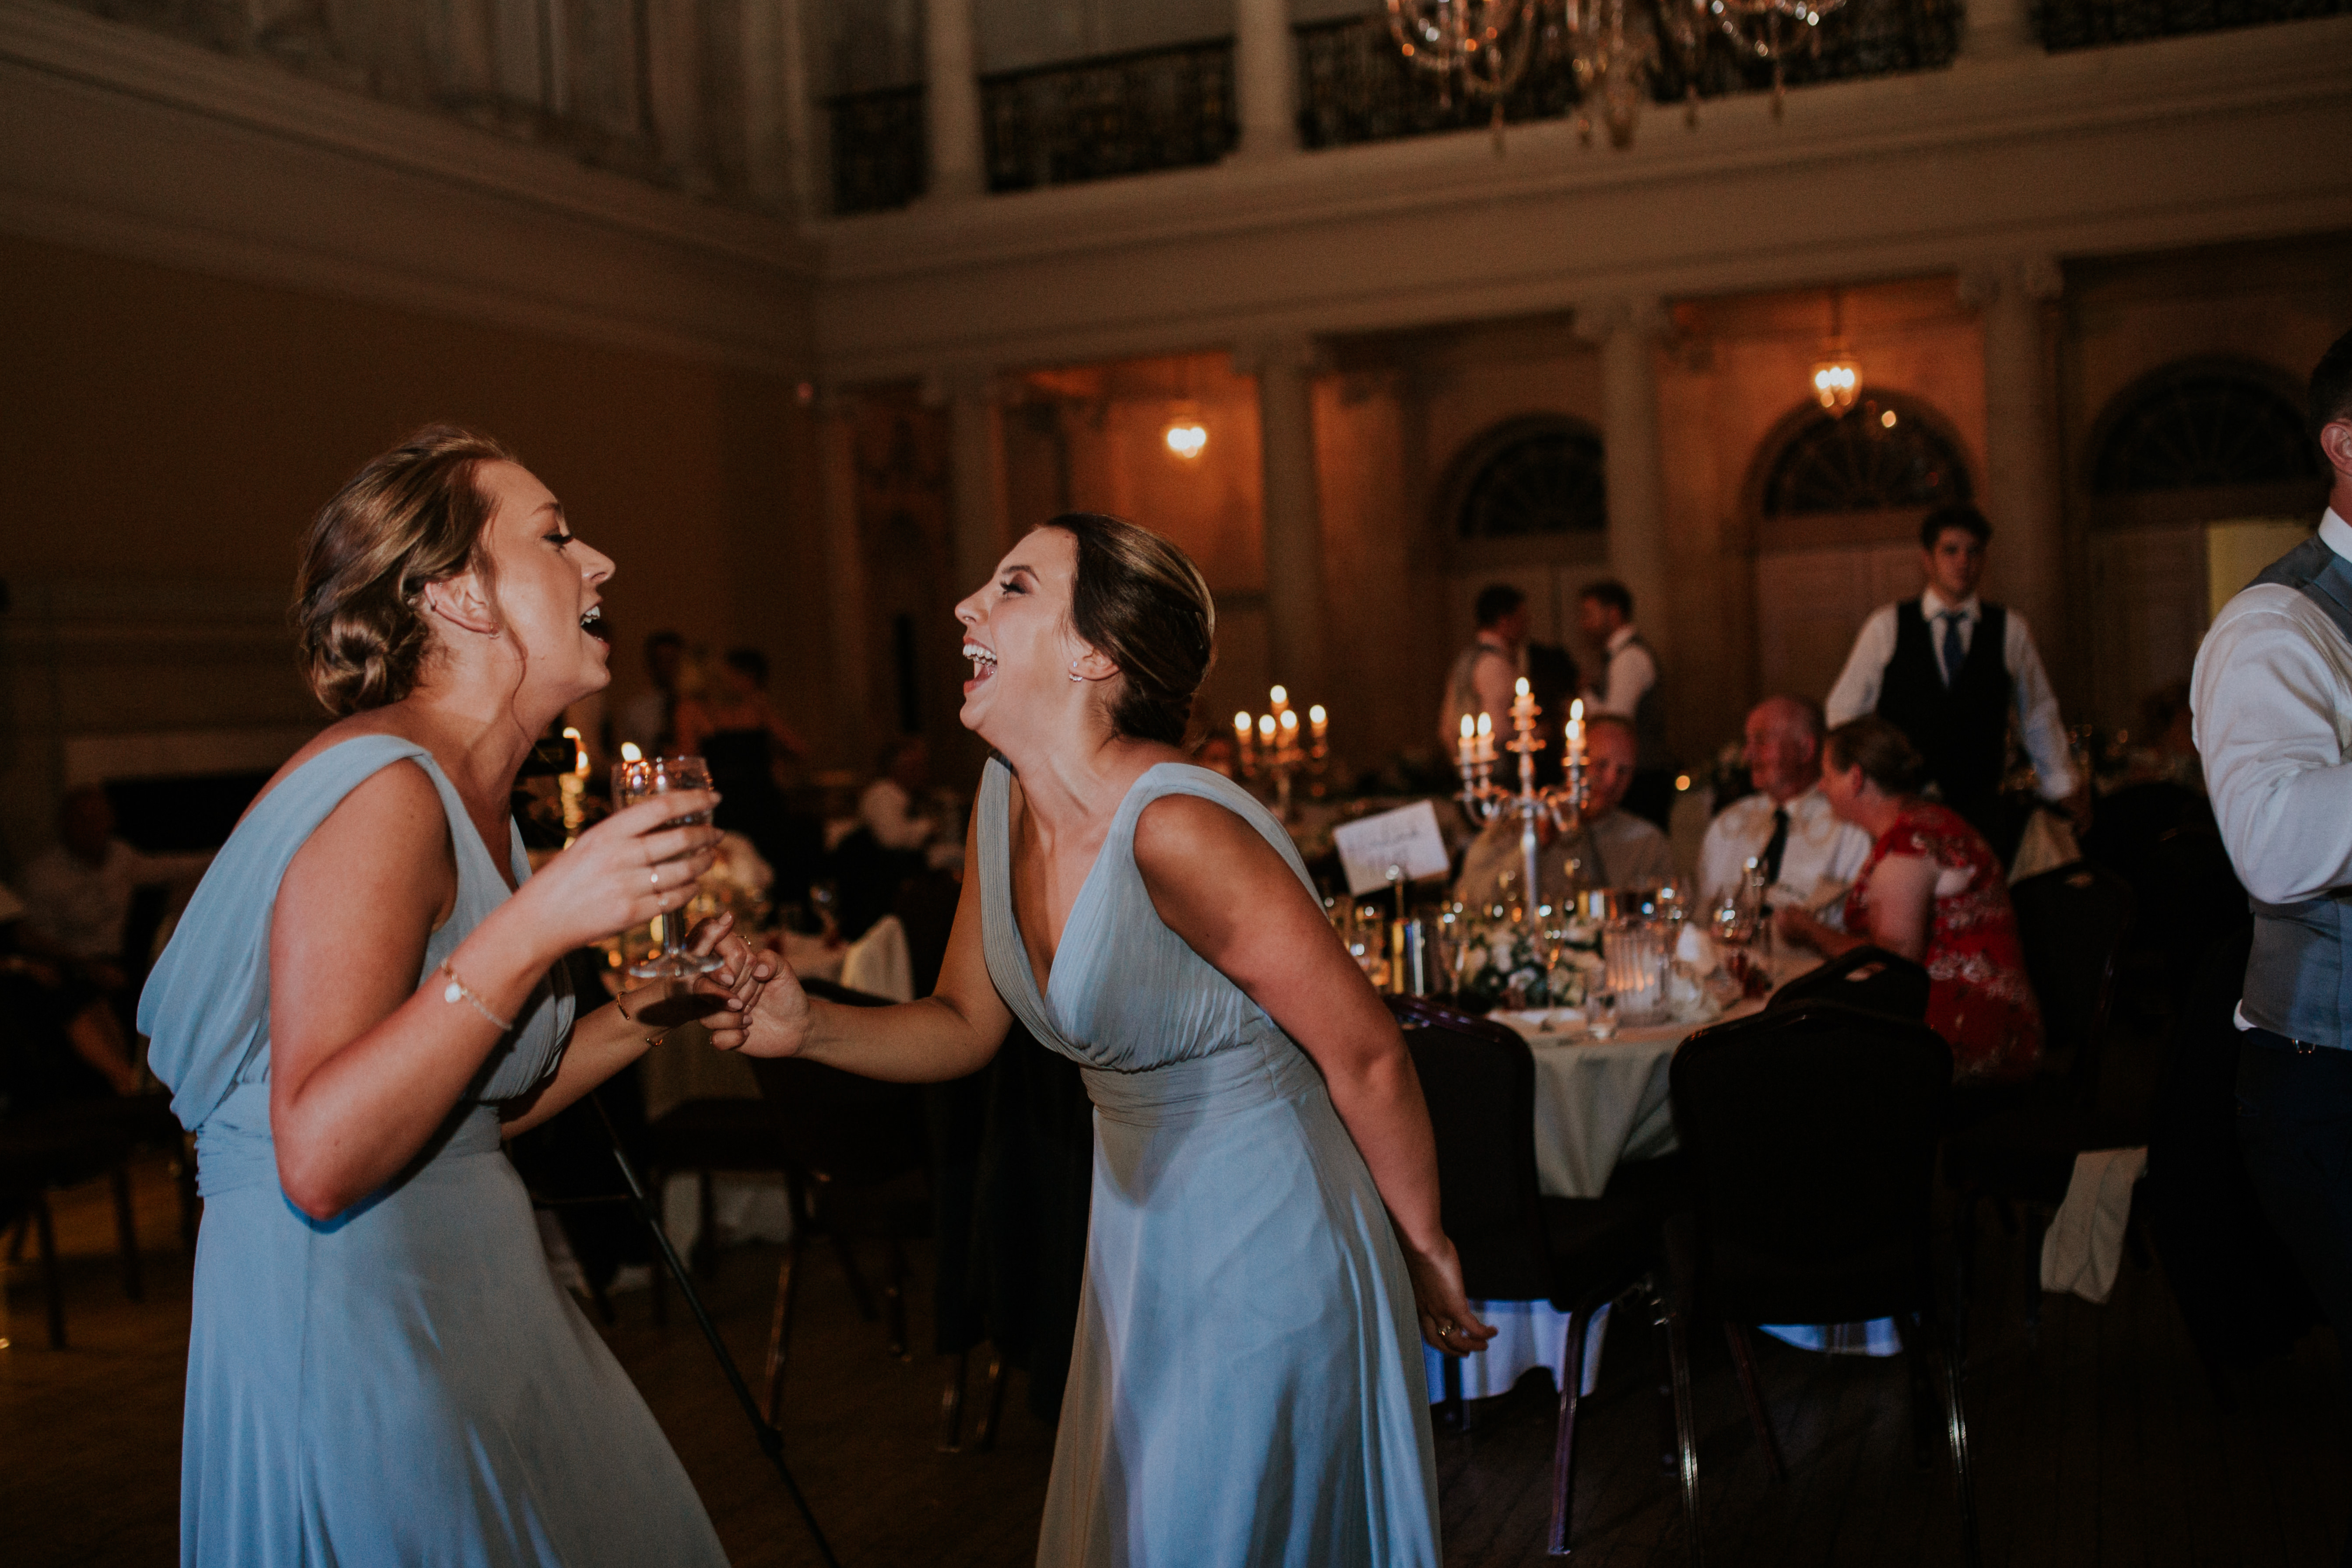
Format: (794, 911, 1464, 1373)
(3, 1150, 2345, 1568)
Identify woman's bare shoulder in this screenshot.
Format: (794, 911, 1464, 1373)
(1132, 787, 1283, 884)
(237, 711, 428, 830)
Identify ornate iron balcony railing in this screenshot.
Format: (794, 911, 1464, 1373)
(980, 38, 1238, 194)
(1294, 4, 1960, 151)
(2034, 0, 2352, 49)
(827, 84, 927, 216)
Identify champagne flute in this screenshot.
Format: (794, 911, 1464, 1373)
(612, 754, 727, 981)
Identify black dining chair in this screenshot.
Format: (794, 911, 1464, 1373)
(1664, 1000, 1978, 1568)
(1943, 860, 2138, 1341)
(1766, 944, 1930, 1024)
(745, 976, 932, 1425)
(1387, 995, 1679, 1557)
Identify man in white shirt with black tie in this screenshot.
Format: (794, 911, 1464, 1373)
(2193, 326, 2352, 1390)
(1825, 503, 2087, 855)
(1697, 696, 1873, 924)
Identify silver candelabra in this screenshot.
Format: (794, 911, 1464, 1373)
(1454, 681, 1593, 918)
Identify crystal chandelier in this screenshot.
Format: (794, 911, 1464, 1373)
(1387, 0, 1543, 121)
(1392, 0, 1852, 150)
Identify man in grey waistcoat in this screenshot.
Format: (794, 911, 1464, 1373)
(2191, 325, 2352, 1373)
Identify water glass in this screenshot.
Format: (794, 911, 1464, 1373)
(1602, 918, 1669, 1024)
(1586, 989, 1620, 1041)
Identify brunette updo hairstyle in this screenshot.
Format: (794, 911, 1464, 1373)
(1042, 512, 1216, 746)
(1824, 715, 1927, 796)
(292, 425, 517, 717)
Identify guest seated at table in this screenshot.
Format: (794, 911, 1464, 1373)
(0, 879, 144, 1100)
(677, 646, 819, 897)
(1778, 716, 2042, 1083)
(1456, 714, 1673, 909)
(18, 784, 209, 995)
(1696, 696, 1872, 921)
(859, 736, 960, 872)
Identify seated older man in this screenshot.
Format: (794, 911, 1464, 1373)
(1456, 713, 1673, 908)
(1698, 696, 1873, 922)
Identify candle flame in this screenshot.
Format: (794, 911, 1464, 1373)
(1258, 714, 1276, 740)
(1234, 711, 1251, 734)
(1515, 676, 1531, 697)
(1569, 699, 1584, 721)
(1279, 710, 1299, 731)
(1476, 713, 1493, 737)
(1269, 685, 1288, 707)
(1308, 705, 1326, 725)
(619, 742, 643, 762)
(1460, 714, 1476, 739)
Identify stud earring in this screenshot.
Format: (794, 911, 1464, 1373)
(1069, 663, 1085, 682)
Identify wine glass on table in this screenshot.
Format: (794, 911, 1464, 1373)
(612, 754, 727, 984)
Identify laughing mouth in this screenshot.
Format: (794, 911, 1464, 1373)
(580, 605, 607, 641)
(962, 641, 997, 681)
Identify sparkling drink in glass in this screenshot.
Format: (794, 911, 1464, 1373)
(612, 754, 726, 981)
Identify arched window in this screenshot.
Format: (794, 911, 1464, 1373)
(1454, 418, 1609, 541)
(2090, 359, 2320, 496)
(1760, 393, 1972, 517)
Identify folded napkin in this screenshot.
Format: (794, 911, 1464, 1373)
(840, 914, 914, 1002)
(2039, 1145, 2148, 1304)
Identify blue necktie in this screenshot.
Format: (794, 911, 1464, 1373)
(1940, 609, 1966, 687)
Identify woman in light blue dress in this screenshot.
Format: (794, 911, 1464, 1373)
(140, 428, 748, 1565)
(710, 512, 1495, 1565)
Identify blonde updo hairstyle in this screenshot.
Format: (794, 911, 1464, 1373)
(292, 425, 517, 717)
(1042, 512, 1216, 747)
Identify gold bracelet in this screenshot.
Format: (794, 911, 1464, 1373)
(615, 991, 669, 1049)
(438, 958, 513, 1032)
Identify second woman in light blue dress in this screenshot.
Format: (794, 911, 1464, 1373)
(713, 511, 1494, 1565)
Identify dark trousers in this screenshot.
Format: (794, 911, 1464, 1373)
(2236, 1033, 2352, 1381)
(1622, 768, 1677, 834)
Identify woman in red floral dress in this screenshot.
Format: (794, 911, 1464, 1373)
(1777, 716, 2043, 1082)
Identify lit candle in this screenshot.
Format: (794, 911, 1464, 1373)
(1258, 714, 1276, 745)
(620, 742, 643, 763)
(1512, 675, 1536, 724)
(1476, 712, 1495, 766)
(1308, 704, 1328, 745)
(1566, 698, 1586, 767)
(562, 725, 588, 776)
(1457, 714, 1476, 769)
(1234, 710, 1252, 754)
(1279, 709, 1299, 737)
(1269, 685, 1290, 718)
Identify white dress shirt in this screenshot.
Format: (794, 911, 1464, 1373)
(1696, 785, 1874, 922)
(2193, 509, 2352, 911)
(1824, 587, 2080, 799)
(859, 778, 938, 851)
(1455, 809, 1675, 909)
(1588, 624, 1657, 720)
(18, 838, 203, 961)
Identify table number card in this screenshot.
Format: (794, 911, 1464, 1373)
(1332, 800, 1453, 897)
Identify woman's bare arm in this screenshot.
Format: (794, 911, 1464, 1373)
(717, 809, 1013, 1081)
(270, 771, 718, 1219)
(1778, 853, 1936, 962)
(1132, 794, 1494, 1354)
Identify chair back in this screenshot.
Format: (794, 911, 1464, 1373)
(1767, 945, 1930, 1024)
(747, 977, 928, 1187)
(2008, 860, 2135, 1107)
(1385, 996, 1551, 1302)
(1669, 1001, 1951, 1325)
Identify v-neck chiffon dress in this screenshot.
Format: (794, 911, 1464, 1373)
(139, 736, 729, 1567)
(977, 758, 1440, 1567)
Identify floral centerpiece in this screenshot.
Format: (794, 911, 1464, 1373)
(1448, 904, 1605, 1010)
